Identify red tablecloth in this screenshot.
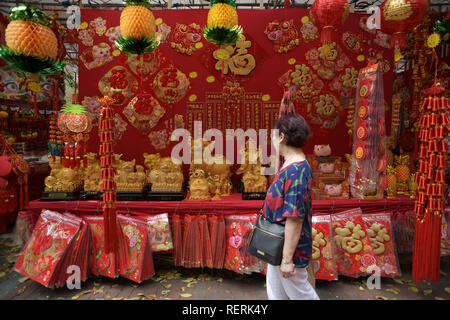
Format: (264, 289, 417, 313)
(26, 194, 415, 218)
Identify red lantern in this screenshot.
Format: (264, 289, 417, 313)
(380, 0, 429, 49)
(310, 0, 349, 42)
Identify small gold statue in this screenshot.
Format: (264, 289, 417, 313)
(188, 138, 233, 197)
(386, 165, 397, 199)
(149, 157, 184, 192)
(236, 140, 267, 193)
(188, 169, 212, 199)
(114, 159, 145, 192)
(408, 173, 418, 199)
(45, 156, 83, 192)
(143, 153, 161, 185)
(83, 153, 101, 192)
(394, 154, 410, 195)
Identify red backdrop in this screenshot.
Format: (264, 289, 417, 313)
(78, 8, 393, 165)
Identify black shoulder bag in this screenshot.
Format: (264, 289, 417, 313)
(248, 208, 285, 266)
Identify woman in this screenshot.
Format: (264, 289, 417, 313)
(263, 113, 319, 300)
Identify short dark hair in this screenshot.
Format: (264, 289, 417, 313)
(274, 114, 311, 148)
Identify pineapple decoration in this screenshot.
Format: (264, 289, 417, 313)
(203, 0, 243, 47)
(57, 104, 92, 169)
(394, 154, 410, 195)
(0, 5, 64, 75)
(115, 0, 159, 56)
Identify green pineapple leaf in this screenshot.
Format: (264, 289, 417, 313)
(61, 104, 88, 115)
(0, 46, 64, 75)
(210, 0, 237, 8)
(202, 25, 243, 46)
(9, 5, 52, 28)
(124, 0, 152, 9)
(115, 36, 160, 56)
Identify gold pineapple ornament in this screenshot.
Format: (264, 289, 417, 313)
(120, 0, 155, 39)
(203, 0, 243, 46)
(0, 5, 64, 75)
(116, 0, 159, 56)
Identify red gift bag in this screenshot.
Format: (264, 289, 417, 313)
(117, 214, 154, 283)
(14, 210, 80, 288)
(312, 214, 337, 281)
(362, 213, 401, 278)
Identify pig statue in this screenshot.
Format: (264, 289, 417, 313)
(314, 145, 332, 157)
(324, 184, 342, 196)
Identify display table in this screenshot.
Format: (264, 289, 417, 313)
(26, 194, 415, 218)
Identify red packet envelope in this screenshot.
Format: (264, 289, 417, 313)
(141, 213, 174, 252)
(208, 215, 226, 269)
(362, 213, 401, 278)
(224, 215, 264, 274)
(198, 215, 213, 269)
(85, 216, 119, 279)
(331, 208, 376, 277)
(118, 215, 150, 283)
(62, 213, 90, 283)
(14, 210, 80, 288)
(312, 214, 337, 281)
(171, 214, 183, 266)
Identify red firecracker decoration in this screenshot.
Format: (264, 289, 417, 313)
(412, 81, 449, 283)
(98, 96, 117, 254)
(380, 0, 428, 49)
(310, 0, 349, 43)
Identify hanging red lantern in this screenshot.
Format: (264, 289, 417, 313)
(310, 0, 349, 43)
(380, 0, 429, 49)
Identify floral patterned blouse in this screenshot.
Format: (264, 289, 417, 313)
(262, 161, 313, 268)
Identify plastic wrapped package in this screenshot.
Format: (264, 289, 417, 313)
(14, 210, 80, 288)
(13, 211, 34, 247)
(224, 215, 265, 274)
(138, 213, 174, 252)
(117, 214, 154, 283)
(349, 63, 386, 199)
(362, 213, 401, 277)
(312, 214, 338, 280)
(391, 210, 415, 253)
(60, 212, 91, 285)
(85, 215, 120, 279)
(331, 208, 376, 277)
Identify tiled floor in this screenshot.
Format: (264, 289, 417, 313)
(1, 232, 449, 300)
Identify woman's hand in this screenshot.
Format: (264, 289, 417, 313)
(280, 261, 296, 278)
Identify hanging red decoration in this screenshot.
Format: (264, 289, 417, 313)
(98, 96, 118, 254)
(412, 81, 449, 283)
(310, 0, 349, 43)
(57, 104, 92, 169)
(380, 0, 429, 49)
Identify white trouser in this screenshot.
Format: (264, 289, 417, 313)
(266, 264, 320, 300)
